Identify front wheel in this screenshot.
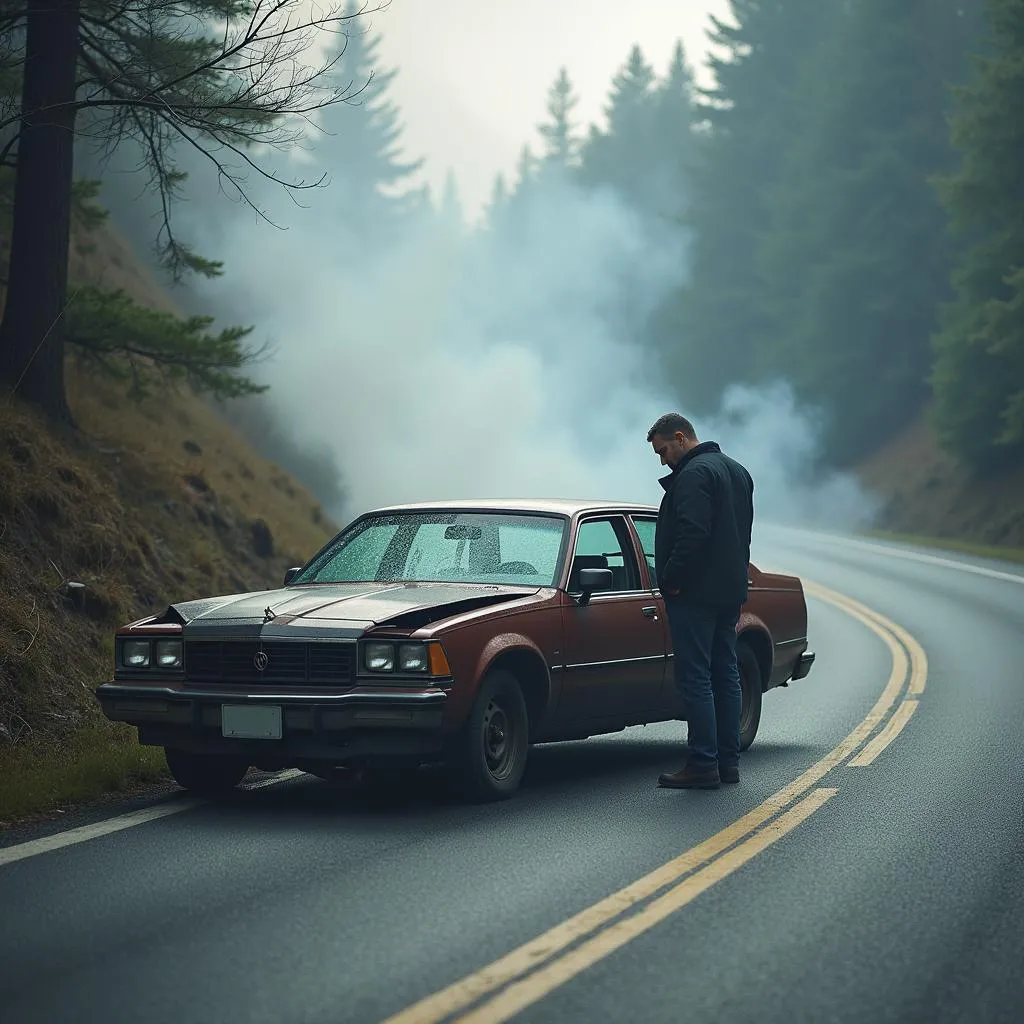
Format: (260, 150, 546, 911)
(738, 643, 763, 752)
(449, 669, 529, 801)
(164, 748, 249, 796)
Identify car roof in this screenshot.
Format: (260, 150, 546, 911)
(366, 497, 659, 517)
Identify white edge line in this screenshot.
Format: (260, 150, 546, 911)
(0, 800, 203, 867)
(0, 770, 306, 868)
(769, 527, 1024, 585)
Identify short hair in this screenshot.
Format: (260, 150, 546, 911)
(647, 412, 697, 443)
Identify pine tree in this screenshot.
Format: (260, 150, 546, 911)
(537, 67, 581, 170)
(654, 40, 697, 156)
(505, 143, 539, 211)
(755, 0, 985, 465)
(484, 172, 508, 231)
(659, 41, 695, 111)
(650, 40, 700, 219)
(309, 2, 424, 241)
(0, 0, 359, 423)
(931, 0, 1024, 468)
(665, 0, 843, 415)
(579, 44, 658, 203)
(605, 45, 657, 139)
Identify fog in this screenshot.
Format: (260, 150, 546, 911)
(87, 4, 881, 541)
(364, 0, 733, 214)
(168, 169, 878, 539)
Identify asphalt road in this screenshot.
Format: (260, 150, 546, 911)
(1, 527, 1022, 1024)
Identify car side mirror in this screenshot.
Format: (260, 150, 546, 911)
(577, 567, 613, 605)
(283, 566, 302, 586)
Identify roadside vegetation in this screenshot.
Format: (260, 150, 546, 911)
(0, 327, 337, 822)
(0, 1, 356, 822)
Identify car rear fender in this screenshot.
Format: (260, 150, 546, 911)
(736, 619, 773, 694)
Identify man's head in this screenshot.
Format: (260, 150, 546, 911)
(647, 412, 699, 468)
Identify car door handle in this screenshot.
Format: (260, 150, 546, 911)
(641, 606, 657, 618)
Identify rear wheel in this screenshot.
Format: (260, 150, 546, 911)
(164, 748, 249, 796)
(449, 669, 529, 801)
(738, 643, 763, 752)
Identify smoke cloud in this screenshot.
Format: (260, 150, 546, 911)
(702, 381, 883, 535)
(89, 93, 878, 542)
(167, 163, 880, 537)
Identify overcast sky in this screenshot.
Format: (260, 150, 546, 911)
(361, 0, 730, 217)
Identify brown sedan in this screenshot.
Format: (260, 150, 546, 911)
(96, 499, 816, 801)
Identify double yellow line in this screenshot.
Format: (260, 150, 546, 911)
(381, 578, 928, 1024)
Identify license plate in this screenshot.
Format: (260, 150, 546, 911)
(221, 704, 282, 740)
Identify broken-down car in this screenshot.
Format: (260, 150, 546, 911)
(95, 499, 816, 800)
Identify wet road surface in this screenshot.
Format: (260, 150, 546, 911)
(1, 527, 1021, 1024)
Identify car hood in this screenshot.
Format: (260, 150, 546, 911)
(160, 582, 542, 634)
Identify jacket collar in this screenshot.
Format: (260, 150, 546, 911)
(658, 440, 722, 491)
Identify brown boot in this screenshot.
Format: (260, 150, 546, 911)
(657, 764, 721, 789)
(719, 764, 740, 784)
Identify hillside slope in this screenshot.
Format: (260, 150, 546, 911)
(857, 411, 1024, 550)
(0, 223, 339, 822)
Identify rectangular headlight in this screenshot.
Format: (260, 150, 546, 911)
(122, 639, 151, 668)
(365, 642, 395, 672)
(155, 639, 183, 670)
(398, 643, 429, 673)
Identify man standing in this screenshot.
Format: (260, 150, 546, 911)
(647, 412, 754, 790)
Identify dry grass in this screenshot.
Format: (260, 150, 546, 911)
(0, 726, 169, 824)
(0, 221, 339, 825)
(67, 217, 182, 315)
(0, 374, 339, 822)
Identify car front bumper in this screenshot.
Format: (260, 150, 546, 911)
(95, 682, 450, 762)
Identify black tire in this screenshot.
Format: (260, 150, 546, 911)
(449, 669, 529, 801)
(164, 748, 249, 796)
(738, 643, 763, 752)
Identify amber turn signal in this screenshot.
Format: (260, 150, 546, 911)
(428, 642, 452, 677)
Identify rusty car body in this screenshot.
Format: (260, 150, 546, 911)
(95, 499, 816, 800)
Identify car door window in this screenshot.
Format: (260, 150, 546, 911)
(569, 517, 641, 592)
(631, 517, 657, 579)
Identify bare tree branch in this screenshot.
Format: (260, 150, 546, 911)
(0, 131, 17, 167)
(1, 0, 390, 416)
(0, 1, 386, 278)
(1, 1, 384, 135)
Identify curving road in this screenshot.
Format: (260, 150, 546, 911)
(1, 528, 1022, 1024)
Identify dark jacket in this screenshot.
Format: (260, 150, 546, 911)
(654, 440, 754, 610)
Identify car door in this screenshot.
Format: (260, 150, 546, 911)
(558, 514, 667, 722)
(628, 513, 678, 714)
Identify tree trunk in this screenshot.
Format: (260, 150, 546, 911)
(0, 0, 81, 424)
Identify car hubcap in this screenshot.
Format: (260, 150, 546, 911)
(483, 698, 515, 779)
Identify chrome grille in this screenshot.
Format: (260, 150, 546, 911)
(185, 640, 356, 686)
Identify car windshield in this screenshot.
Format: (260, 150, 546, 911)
(295, 511, 568, 586)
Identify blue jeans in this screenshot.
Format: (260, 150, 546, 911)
(664, 601, 742, 771)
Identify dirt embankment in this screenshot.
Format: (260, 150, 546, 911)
(856, 412, 1024, 551)
(0, 222, 339, 822)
